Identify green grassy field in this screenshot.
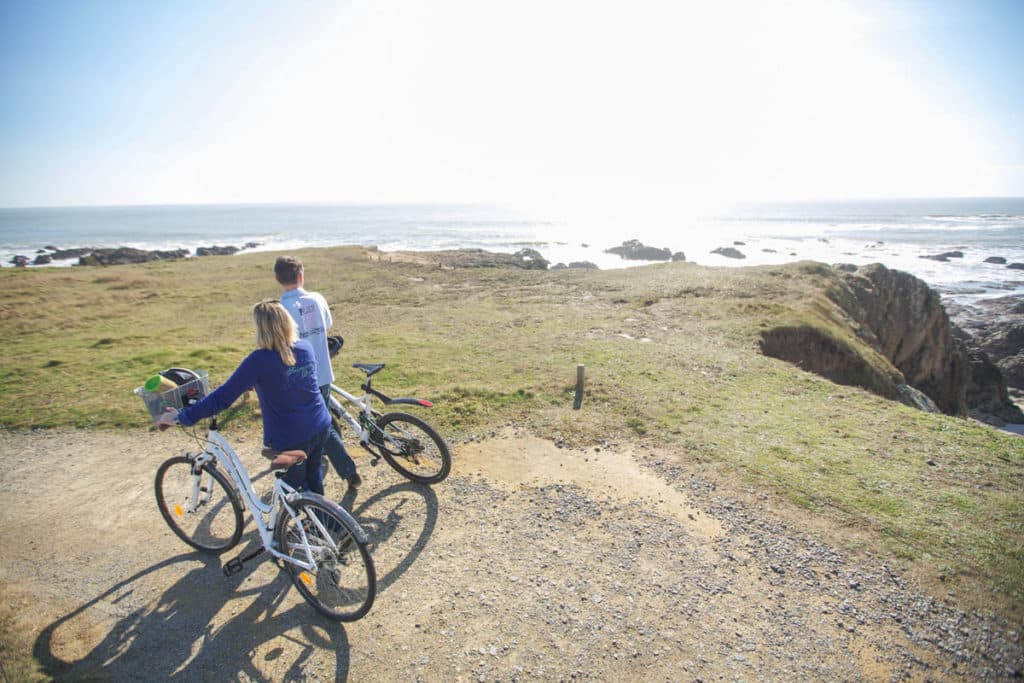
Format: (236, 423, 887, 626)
(1, 247, 1022, 615)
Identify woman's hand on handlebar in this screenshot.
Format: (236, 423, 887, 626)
(157, 407, 180, 431)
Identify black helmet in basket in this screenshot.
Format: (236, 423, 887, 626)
(160, 367, 206, 406)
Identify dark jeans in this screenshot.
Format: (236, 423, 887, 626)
(320, 385, 357, 479)
(281, 427, 330, 495)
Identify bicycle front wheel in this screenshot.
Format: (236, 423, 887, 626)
(154, 456, 244, 554)
(373, 412, 451, 484)
(275, 496, 376, 622)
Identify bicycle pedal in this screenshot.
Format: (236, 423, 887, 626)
(223, 557, 244, 577)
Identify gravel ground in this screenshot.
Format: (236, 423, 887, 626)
(0, 426, 1021, 681)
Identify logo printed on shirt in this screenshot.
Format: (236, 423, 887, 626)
(295, 300, 324, 339)
(287, 363, 314, 385)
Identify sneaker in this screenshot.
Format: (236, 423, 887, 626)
(346, 472, 362, 490)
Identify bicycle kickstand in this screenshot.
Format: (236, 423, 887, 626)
(223, 546, 266, 577)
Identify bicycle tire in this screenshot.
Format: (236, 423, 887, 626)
(373, 412, 451, 484)
(274, 495, 376, 622)
(154, 455, 244, 554)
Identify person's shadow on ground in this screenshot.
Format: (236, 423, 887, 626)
(33, 480, 439, 681)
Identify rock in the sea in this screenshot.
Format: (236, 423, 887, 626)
(999, 354, 1024, 392)
(50, 247, 97, 260)
(947, 296, 1024, 391)
(962, 346, 1024, 424)
(984, 256, 1007, 264)
(711, 247, 746, 259)
(1008, 262, 1024, 270)
(920, 251, 965, 262)
(78, 247, 189, 266)
(33, 254, 52, 265)
(196, 245, 240, 256)
(9, 255, 29, 267)
(671, 252, 686, 262)
(605, 239, 672, 261)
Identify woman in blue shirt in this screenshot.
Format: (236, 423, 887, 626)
(157, 300, 332, 494)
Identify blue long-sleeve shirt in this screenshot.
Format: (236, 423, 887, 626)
(178, 340, 331, 450)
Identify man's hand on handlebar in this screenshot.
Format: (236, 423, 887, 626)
(157, 406, 180, 431)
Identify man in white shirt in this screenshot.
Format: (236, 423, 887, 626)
(275, 256, 360, 490)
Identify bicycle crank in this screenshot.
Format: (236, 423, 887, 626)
(223, 546, 265, 577)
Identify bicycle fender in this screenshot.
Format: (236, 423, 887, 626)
(385, 397, 434, 408)
(364, 385, 433, 408)
(300, 493, 369, 543)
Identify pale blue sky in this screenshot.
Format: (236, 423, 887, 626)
(1, 0, 1022, 211)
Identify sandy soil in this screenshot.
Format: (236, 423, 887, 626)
(1, 425, 1021, 681)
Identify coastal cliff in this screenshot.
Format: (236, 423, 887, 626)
(761, 262, 1023, 424)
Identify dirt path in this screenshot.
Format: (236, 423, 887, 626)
(1, 427, 1021, 681)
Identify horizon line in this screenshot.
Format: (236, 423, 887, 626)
(3, 195, 1024, 212)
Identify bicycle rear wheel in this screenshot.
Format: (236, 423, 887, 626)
(154, 455, 244, 554)
(373, 412, 451, 484)
(275, 495, 376, 622)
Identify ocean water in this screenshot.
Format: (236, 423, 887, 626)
(1, 199, 1022, 304)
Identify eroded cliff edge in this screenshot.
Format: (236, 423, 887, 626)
(761, 262, 1023, 425)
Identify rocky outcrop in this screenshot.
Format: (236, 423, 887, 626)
(946, 295, 1024, 423)
(920, 251, 964, 262)
(896, 384, 941, 413)
(760, 263, 1019, 420)
(837, 264, 969, 415)
(50, 247, 96, 260)
(605, 240, 672, 261)
(711, 247, 746, 259)
(961, 346, 1024, 424)
(196, 245, 240, 256)
(513, 248, 550, 270)
(78, 247, 190, 266)
(5, 242, 262, 267)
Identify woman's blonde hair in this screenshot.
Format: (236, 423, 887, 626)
(253, 300, 298, 366)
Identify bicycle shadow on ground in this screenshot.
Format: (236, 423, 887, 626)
(339, 479, 439, 595)
(33, 552, 354, 681)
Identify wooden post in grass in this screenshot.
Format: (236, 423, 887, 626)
(573, 364, 585, 410)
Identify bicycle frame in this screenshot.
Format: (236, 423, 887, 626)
(326, 384, 375, 444)
(187, 426, 336, 571)
(326, 368, 433, 444)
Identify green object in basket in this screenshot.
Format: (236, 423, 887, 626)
(145, 374, 178, 393)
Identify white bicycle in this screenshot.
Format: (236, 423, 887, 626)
(326, 359, 451, 485)
(152, 412, 377, 622)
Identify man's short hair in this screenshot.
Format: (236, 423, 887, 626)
(274, 256, 303, 285)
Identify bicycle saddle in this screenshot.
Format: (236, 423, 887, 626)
(261, 448, 307, 470)
(352, 362, 385, 377)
